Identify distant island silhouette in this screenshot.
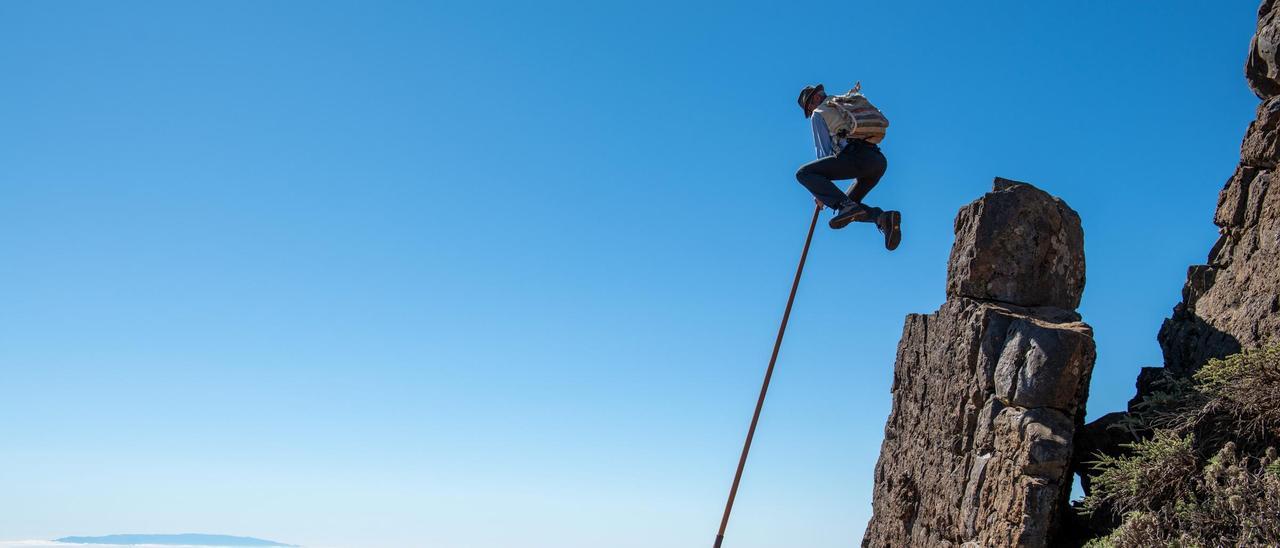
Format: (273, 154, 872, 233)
(54, 534, 294, 546)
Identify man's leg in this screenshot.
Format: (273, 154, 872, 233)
(848, 178, 880, 204)
(842, 146, 889, 223)
(842, 146, 901, 249)
(795, 155, 859, 210)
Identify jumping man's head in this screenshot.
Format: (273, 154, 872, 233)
(797, 84, 826, 118)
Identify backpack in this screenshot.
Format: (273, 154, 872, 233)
(818, 92, 890, 145)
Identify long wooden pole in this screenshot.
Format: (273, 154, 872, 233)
(713, 203, 823, 548)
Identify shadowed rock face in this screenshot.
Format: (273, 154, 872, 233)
(1071, 1, 1280, 534)
(1248, 0, 1280, 99)
(862, 180, 1095, 548)
(1139, 0, 1280, 404)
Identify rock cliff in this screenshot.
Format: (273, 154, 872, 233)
(1071, 0, 1280, 537)
(862, 179, 1096, 548)
(1132, 0, 1280, 403)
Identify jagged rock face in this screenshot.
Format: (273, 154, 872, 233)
(1147, 0, 1280, 401)
(1075, 0, 1280, 518)
(863, 181, 1096, 548)
(947, 179, 1086, 310)
(1248, 0, 1280, 99)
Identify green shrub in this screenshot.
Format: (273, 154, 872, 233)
(1081, 431, 1197, 517)
(1081, 346, 1280, 547)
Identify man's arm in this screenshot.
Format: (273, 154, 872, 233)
(811, 113, 835, 158)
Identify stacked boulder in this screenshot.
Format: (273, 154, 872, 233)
(862, 179, 1096, 548)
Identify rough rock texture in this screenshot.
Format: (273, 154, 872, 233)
(1248, 0, 1280, 99)
(1074, 0, 1280, 514)
(863, 180, 1096, 548)
(1134, 0, 1280, 406)
(947, 179, 1086, 310)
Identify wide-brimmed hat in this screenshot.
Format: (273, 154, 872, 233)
(797, 83, 825, 117)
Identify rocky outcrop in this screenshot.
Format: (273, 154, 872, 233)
(1247, 0, 1280, 100)
(1125, 0, 1280, 408)
(947, 182, 1086, 311)
(1073, 0, 1280, 531)
(862, 179, 1096, 548)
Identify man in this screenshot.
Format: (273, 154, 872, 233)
(795, 83, 902, 250)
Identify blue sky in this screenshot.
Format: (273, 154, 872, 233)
(0, 1, 1263, 547)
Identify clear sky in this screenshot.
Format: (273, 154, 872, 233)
(0, 1, 1263, 547)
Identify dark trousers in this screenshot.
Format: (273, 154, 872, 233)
(795, 141, 888, 220)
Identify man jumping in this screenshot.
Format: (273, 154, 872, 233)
(795, 82, 902, 250)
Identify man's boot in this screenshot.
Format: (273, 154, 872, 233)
(829, 201, 874, 229)
(876, 210, 902, 250)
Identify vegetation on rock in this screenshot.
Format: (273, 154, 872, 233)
(1081, 346, 1280, 547)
